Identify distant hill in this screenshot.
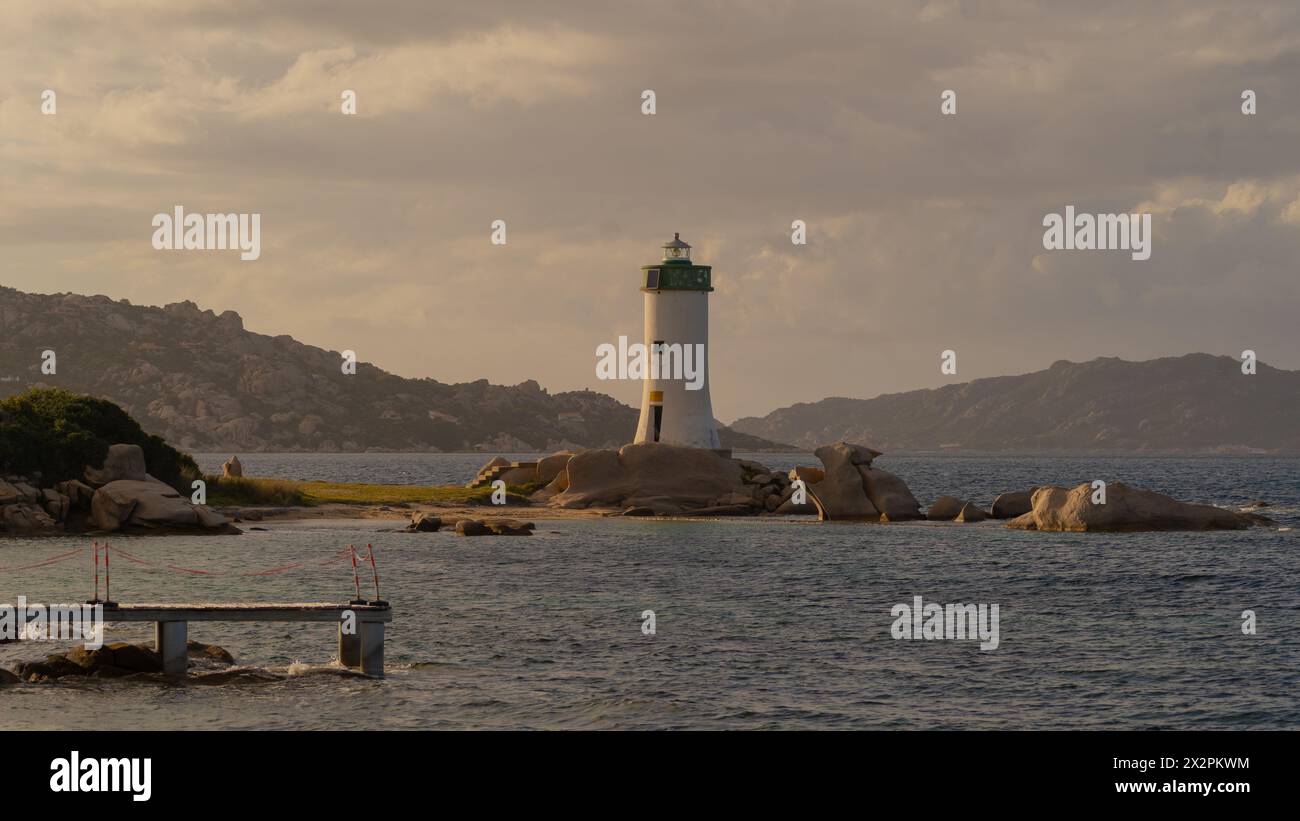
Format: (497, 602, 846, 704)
(730, 354, 1300, 453)
(0, 287, 788, 453)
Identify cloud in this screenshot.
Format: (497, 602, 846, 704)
(2, 0, 1299, 421)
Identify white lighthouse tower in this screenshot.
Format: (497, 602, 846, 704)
(633, 233, 721, 451)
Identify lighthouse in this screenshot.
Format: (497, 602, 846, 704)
(633, 233, 722, 451)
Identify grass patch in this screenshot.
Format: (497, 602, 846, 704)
(205, 476, 535, 507)
(298, 482, 506, 505)
(204, 475, 307, 506)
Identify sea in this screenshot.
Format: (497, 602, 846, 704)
(2, 453, 1296, 730)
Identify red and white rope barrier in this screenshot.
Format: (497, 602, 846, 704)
(0, 546, 87, 573)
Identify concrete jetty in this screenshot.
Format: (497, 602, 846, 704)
(102, 602, 394, 677)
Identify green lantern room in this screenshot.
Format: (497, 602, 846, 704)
(642, 233, 713, 292)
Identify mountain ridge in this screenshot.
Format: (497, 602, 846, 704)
(0, 287, 786, 453)
(730, 353, 1300, 453)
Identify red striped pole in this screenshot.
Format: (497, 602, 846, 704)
(349, 544, 362, 602)
(366, 544, 380, 602)
(93, 541, 100, 602)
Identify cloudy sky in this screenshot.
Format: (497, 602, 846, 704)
(3, 1, 1298, 421)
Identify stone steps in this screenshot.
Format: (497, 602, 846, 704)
(468, 461, 538, 488)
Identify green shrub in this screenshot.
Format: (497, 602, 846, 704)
(0, 387, 199, 490)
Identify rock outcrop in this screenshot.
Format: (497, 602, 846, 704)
(806, 443, 881, 520)
(1, 475, 66, 535)
(406, 512, 442, 532)
(552, 443, 747, 514)
(89, 478, 238, 534)
(797, 442, 926, 522)
(859, 466, 923, 521)
(84, 443, 148, 485)
(455, 519, 534, 536)
(955, 502, 989, 522)
(10, 640, 235, 682)
(1, 439, 240, 537)
(221, 455, 243, 478)
(927, 496, 965, 520)
(1006, 482, 1272, 532)
(991, 489, 1038, 519)
(536, 451, 574, 485)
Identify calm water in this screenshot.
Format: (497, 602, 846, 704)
(2, 454, 1297, 730)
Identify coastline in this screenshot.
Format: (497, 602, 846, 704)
(217, 501, 611, 524)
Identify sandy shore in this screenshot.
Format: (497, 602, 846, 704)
(217, 502, 611, 524)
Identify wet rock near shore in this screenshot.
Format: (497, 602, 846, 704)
(1006, 482, 1273, 532)
(806, 443, 880, 520)
(455, 519, 535, 536)
(991, 488, 1040, 519)
(8, 639, 237, 683)
(467, 443, 1279, 536)
(926, 496, 966, 520)
(406, 512, 442, 532)
(800, 442, 924, 522)
(860, 465, 923, 521)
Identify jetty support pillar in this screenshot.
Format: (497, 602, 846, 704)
(359, 620, 385, 678)
(338, 621, 361, 668)
(155, 620, 188, 677)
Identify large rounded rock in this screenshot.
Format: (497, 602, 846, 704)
(858, 466, 923, 521)
(807, 443, 880, 520)
(84, 444, 148, 486)
(531, 461, 572, 502)
(926, 496, 966, 521)
(94, 480, 198, 529)
(991, 488, 1038, 519)
(1015, 482, 1269, 532)
(536, 451, 574, 485)
(552, 443, 745, 510)
(90, 485, 137, 531)
(90, 481, 237, 533)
